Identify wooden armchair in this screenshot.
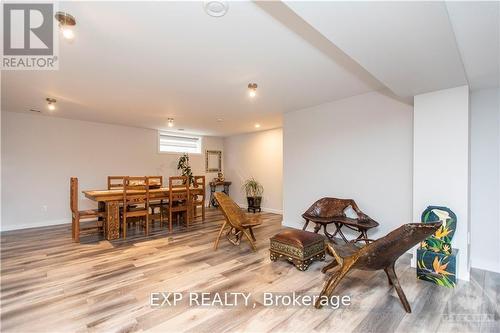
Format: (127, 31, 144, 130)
(315, 222, 442, 313)
(213, 192, 262, 251)
(192, 176, 206, 221)
(302, 197, 379, 242)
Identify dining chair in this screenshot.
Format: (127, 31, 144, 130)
(108, 176, 127, 189)
(168, 176, 190, 232)
(148, 176, 167, 227)
(70, 177, 105, 242)
(192, 176, 206, 222)
(121, 176, 151, 239)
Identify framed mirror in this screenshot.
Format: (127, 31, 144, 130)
(206, 150, 222, 172)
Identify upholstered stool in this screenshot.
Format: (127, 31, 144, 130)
(270, 229, 326, 271)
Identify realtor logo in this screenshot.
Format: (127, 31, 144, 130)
(2, 3, 58, 70)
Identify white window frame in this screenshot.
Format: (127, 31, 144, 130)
(157, 131, 203, 155)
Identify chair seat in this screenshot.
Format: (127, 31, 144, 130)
(242, 217, 262, 228)
(78, 209, 104, 218)
(329, 238, 363, 258)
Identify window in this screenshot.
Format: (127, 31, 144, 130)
(158, 132, 202, 154)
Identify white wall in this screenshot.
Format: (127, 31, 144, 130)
(470, 88, 500, 273)
(1, 111, 223, 231)
(223, 128, 283, 213)
(413, 85, 470, 281)
(283, 91, 413, 240)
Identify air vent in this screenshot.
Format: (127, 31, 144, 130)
(29, 109, 41, 113)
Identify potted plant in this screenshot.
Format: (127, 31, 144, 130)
(242, 177, 263, 213)
(177, 153, 194, 185)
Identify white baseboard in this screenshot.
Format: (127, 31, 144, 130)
(0, 218, 70, 232)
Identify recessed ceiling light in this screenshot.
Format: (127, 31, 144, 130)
(204, 1, 229, 17)
(254, 123, 261, 129)
(167, 118, 174, 128)
(248, 83, 258, 98)
(55, 12, 76, 40)
(46, 98, 56, 111)
(217, 118, 224, 122)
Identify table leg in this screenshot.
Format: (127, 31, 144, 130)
(322, 224, 335, 240)
(105, 201, 120, 240)
(313, 223, 321, 233)
(335, 223, 349, 243)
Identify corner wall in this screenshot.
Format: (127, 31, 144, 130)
(223, 128, 283, 213)
(413, 85, 470, 281)
(283, 91, 413, 239)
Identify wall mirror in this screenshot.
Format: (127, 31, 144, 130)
(206, 150, 222, 172)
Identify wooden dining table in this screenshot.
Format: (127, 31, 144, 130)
(83, 187, 204, 240)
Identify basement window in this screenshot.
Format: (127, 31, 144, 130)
(158, 132, 202, 154)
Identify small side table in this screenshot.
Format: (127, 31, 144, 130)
(208, 181, 232, 207)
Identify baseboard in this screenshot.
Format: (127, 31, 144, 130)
(236, 203, 283, 215)
(0, 218, 70, 232)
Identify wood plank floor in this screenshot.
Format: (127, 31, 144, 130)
(1, 208, 498, 333)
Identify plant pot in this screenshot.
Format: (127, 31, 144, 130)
(247, 196, 262, 213)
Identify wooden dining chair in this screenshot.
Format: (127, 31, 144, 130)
(192, 176, 206, 222)
(168, 176, 190, 232)
(108, 176, 127, 189)
(121, 176, 151, 239)
(70, 177, 105, 242)
(148, 176, 167, 227)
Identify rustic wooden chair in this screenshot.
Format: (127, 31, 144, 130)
(148, 176, 166, 226)
(191, 176, 206, 222)
(213, 192, 262, 252)
(315, 222, 442, 313)
(70, 177, 104, 242)
(107, 176, 127, 189)
(168, 176, 190, 232)
(121, 176, 151, 239)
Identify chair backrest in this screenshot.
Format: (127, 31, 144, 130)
(148, 176, 163, 187)
(70, 177, 78, 213)
(303, 197, 360, 218)
(193, 175, 205, 190)
(123, 176, 150, 211)
(214, 192, 248, 231)
(355, 222, 442, 270)
(108, 176, 127, 190)
(169, 176, 189, 203)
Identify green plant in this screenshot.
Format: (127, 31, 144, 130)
(242, 178, 264, 197)
(177, 153, 194, 185)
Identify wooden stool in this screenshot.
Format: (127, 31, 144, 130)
(270, 229, 326, 271)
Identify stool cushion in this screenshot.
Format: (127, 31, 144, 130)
(271, 229, 324, 248)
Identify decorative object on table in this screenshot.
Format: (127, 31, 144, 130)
(217, 172, 224, 181)
(206, 150, 222, 172)
(213, 192, 261, 252)
(242, 177, 263, 213)
(270, 229, 325, 271)
(302, 197, 379, 243)
(316, 222, 442, 313)
(208, 180, 232, 207)
(416, 206, 458, 288)
(177, 153, 194, 185)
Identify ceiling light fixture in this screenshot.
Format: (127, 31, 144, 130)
(46, 98, 56, 111)
(55, 12, 76, 40)
(254, 123, 261, 129)
(204, 1, 229, 17)
(167, 118, 175, 128)
(248, 83, 258, 98)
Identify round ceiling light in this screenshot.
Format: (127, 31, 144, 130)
(55, 11, 76, 40)
(204, 1, 228, 17)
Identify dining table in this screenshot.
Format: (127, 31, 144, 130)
(83, 187, 204, 240)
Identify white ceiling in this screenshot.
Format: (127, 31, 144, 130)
(446, 1, 500, 90)
(2, 1, 498, 136)
(284, 1, 470, 98)
(1, 1, 379, 136)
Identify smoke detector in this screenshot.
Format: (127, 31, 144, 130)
(204, 1, 228, 17)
